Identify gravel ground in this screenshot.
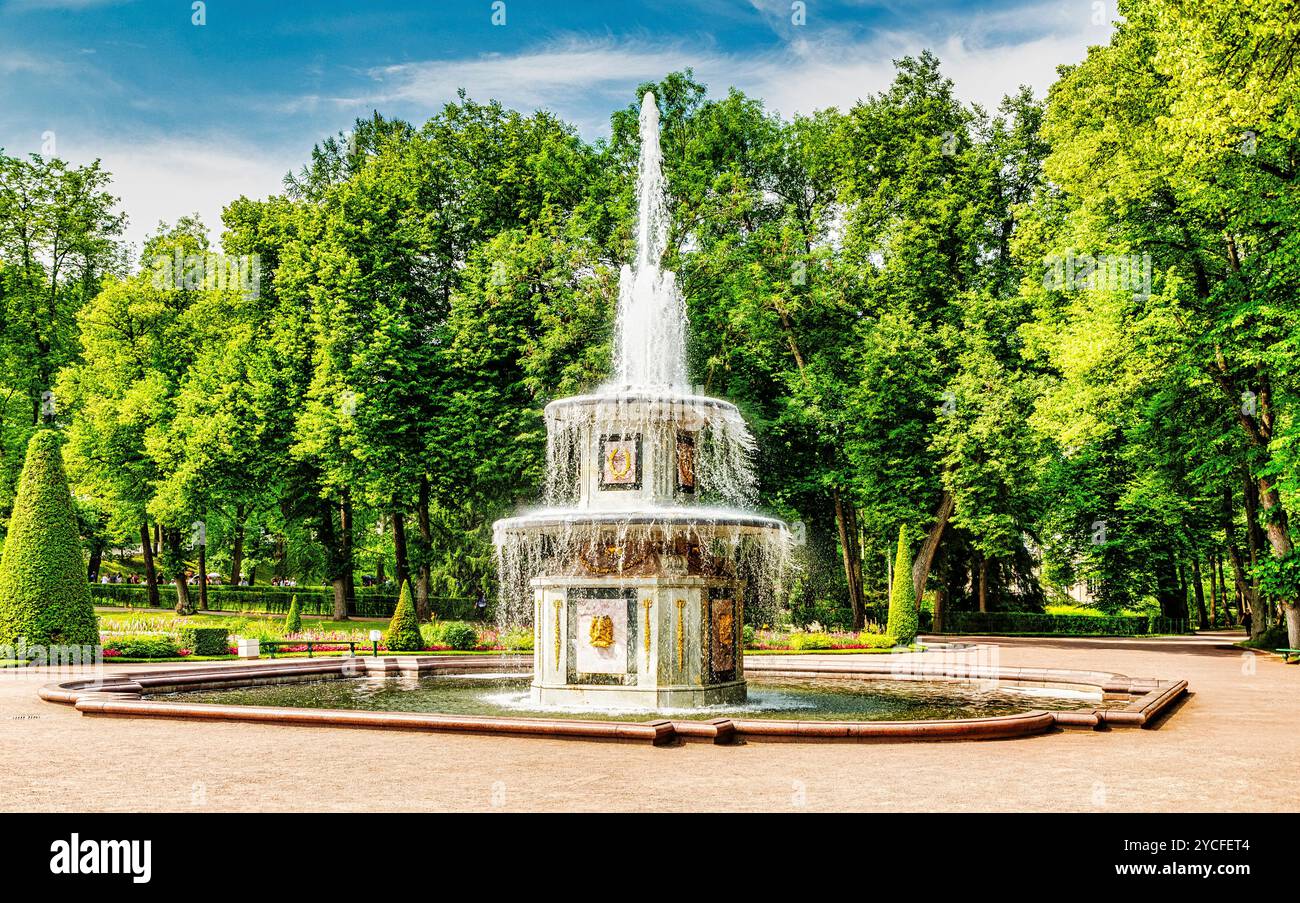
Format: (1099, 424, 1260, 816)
(0, 631, 1293, 812)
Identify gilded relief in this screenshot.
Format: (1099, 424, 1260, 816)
(711, 598, 736, 672)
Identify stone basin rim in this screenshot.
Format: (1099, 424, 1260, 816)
(544, 389, 742, 417)
(38, 653, 1188, 745)
(493, 507, 789, 533)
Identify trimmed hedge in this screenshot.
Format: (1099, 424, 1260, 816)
(284, 596, 302, 633)
(104, 635, 179, 658)
(385, 582, 423, 651)
(942, 611, 1186, 636)
(886, 526, 918, 645)
(0, 431, 100, 649)
(177, 626, 230, 656)
(89, 583, 478, 619)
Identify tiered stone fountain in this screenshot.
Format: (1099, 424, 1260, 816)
(493, 91, 790, 708)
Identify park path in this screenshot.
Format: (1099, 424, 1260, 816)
(0, 631, 1294, 812)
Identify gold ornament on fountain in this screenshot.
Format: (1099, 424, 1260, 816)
(553, 599, 562, 668)
(643, 600, 653, 652)
(676, 598, 686, 672)
(717, 610, 734, 646)
(606, 446, 632, 479)
(588, 614, 615, 648)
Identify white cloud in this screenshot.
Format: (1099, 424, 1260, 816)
(32, 0, 1114, 257)
(62, 135, 296, 255)
(4, 0, 135, 10)
(344, 2, 1111, 132)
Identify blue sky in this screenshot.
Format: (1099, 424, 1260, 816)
(0, 0, 1114, 250)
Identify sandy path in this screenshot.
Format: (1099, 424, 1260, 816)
(0, 632, 1293, 812)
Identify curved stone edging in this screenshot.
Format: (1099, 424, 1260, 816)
(38, 653, 1188, 746)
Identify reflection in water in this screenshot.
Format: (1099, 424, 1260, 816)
(161, 675, 1115, 723)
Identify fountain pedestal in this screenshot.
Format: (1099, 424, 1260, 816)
(530, 574, 746, 708)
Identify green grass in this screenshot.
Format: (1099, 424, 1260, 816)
(102, 648, 528, 664)
(743, 646, 917, 655)
(1044, 603, 1106, 617)
(96, 608, 388, 635)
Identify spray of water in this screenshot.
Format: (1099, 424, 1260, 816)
(612, 94, 687, 389)
(494, 91, 790, 629)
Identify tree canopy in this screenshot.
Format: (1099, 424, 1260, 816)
(2, 0, 1297, 645)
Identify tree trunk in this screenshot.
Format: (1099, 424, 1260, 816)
(1243, 471, 1270, 640)
(140, 520, 160, 608)
(376, 516, 386, 584)
(933, 587, 946, 634)
(274, 534, 287, 583)
(1256, 474, 1299, 646)
(165, 528, 192, 615)
(87, 543, 104, 583)
(319, 499, 348, 621)
(1217, 556, 1229, 621)
(1207, 557, 1218, 628)
(1192, 557, 1208, 630)
(977, 556, 989, 613)
(340, 494, 357, 610)
(197, 540, 208, 611)
(912, 490, 954, 611)
(1223, 484, 1251, 623)
(416, 476, 432, 621)
(153, 522, 161, 558)
(230, 505, 245, 585)
(392, 508, 410, 591)
(831, 489, 864, 628)
(847, 501, 865, 622)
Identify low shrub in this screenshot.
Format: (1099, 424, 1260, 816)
(102, 634, 180, 658)
(943, 611, 1156, 636)
(742, 624, 756, 648)
(501, 627, 533, 651)
(1044, 603, 1103, 617)
(787, 631, 834, 651)
(176, 626, 229, 656)
(855, 631, 897, 649)
(441, 622, 479, 651)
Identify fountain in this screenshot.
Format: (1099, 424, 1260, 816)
(32, 97, 1192, 747)
(493, 91, 791, 708)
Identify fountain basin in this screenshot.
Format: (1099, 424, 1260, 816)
(39, 654, 1189, 745)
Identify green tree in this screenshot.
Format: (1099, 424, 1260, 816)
(1032, 0, 1300, 643)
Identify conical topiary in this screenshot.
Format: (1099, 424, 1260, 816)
(284, 595, 302, 634)
(886, 525, 918, 645)
(385, 581, 423, 652)
(0, 431, 99, 649)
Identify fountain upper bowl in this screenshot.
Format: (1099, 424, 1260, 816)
(493, 505, 789, 536)
(544, 387, 743, 424)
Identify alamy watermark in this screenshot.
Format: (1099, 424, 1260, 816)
(149, 249, 261, 299)
(1, 639, 104, 682)
(1043, 250, 1151, 299)
(890, 640, 1002, 692)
